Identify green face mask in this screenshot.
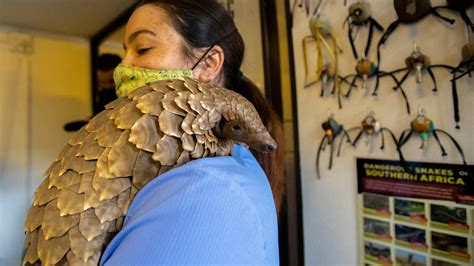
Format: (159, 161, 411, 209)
(113, 64, 193, 97)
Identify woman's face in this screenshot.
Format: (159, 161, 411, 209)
(122, 4, 191, 70)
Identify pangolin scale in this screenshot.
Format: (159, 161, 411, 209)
(22, 78, 276, 265)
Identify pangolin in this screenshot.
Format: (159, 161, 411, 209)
(22, 78, 277, 265)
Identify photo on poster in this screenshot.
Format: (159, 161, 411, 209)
(395, 249, 426, 266)
(363, 193, 391, 218)
(364, 241, 392, 265)
(430, 204, 469, 234)
(431, 231, 470, 263)
(471, 209, 474, 235)
(364, 217, 392, 242)
(395, 199, 427, 225)
(431, 258, 461, 266)
(395, 224, 427, 251)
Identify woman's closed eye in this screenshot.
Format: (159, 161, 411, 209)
(137, 47, 152, 55)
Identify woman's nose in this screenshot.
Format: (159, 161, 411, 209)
(121, 52, 134, 66)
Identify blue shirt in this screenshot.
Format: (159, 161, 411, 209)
(100, 145, 279, 265)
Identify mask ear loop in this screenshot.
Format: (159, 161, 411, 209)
(191, 28, 238, 71)
(191, 45, 215, 70)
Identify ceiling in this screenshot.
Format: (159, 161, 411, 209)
(0, 0, 137, 38)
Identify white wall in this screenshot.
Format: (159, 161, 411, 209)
(0, 26, 91, 265)
(0, 32, 31, 266)
(289, 0, 474, 264)
(233, 0, 266, 91)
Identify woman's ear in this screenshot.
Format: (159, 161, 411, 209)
(193, 45, 225, 84)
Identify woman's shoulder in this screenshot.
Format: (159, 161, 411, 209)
(129, 144, 273, 214)
(122, 145, 278, 235)
(100, 145, 279, 265)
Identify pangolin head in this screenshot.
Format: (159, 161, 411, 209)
(213, 88, 277, 153)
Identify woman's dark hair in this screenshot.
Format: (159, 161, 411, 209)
(138, 0, 286, 215)
(97, 53, 122, 71)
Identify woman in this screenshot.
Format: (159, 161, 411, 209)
(101, 0, 285, 264)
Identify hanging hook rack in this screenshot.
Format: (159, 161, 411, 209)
(312, 0, 323, 16)
(327, 110, 335, 119)
(417, 106, 426, 117)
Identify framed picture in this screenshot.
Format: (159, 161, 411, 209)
(396, 249, 427, 266)
(430, 204, 469, 233)
(395, 224, 428, 251)
(394, 198, 427, 225)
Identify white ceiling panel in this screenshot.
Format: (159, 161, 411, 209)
(0, 0, 137, 37)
